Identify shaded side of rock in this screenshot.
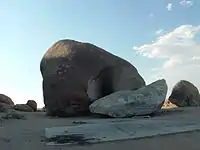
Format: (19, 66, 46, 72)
(168, 80, 200, 107)
(13, 104, 34, 112)
(40, 39, 145, 117)
(0, 94, 14, 105)
(87, 65, 146, 102)
(0, 103, 13, 112)
(26, 100, 37, 112)
(89, 79, 167, 118)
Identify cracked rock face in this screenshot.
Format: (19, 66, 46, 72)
(89, 79, 167, 118)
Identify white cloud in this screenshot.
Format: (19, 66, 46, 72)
(156, 29, 164, 35)
(180, 0, 193, 7)
(166, 3, 172, 11)
(134, 25, 200, 98)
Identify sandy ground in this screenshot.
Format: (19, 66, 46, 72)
(0, 107, 200, 150)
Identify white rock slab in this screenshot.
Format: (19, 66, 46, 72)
(45, 113, 200, 146)
(89, 79, 167, 118)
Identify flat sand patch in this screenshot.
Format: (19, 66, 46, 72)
(0, 107, 200, 150)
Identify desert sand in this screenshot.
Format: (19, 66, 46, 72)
(0, 107, 200, 150)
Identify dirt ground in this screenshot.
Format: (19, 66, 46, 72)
(0, 107, 200, 150)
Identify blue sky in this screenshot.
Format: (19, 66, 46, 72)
(0, 0, 199, 107)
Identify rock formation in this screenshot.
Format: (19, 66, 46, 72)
(13, 104, 34, 112)
(40, 39, 145, 117)
(168, 80, 200, 107)
(89, 79, 167, 118)
(0, 94, 14, 105)
(0, 103, 13, 112)
(26, 100, 37, 112)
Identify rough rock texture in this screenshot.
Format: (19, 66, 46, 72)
(0, 94, 14, 105)
(0, 103, 13, 112)
(13, 104, 34, 112)
(37, 106, 46, 112)
(40, 39, 145, 117)
(168, 80, 200, 107)
(89, 79, 167, 118)
(26, 100, 37, 112)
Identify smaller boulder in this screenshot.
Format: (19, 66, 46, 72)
(0, 94, 14, 105)
(13, 104, 34, 112)
(89, 79, 167, 118)
(26, 100, 37, 112)
(168, 80, 200, 107)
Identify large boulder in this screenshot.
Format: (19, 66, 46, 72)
(40, 39, 145, 117)
(26, 100, 37, 112)
(89, 79, 167, 118)
(168, 80, 200, 107)
(0, 94, 14, 105)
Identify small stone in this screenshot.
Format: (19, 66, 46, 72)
(72, 121, 87, 125)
